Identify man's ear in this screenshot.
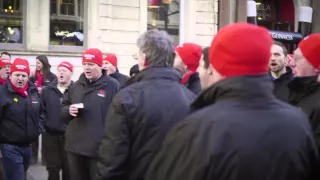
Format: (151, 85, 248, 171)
(208, 64, 214, 75)
(142, 53, 148, 67)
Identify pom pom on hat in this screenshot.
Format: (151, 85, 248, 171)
(209, 23, 273, 77)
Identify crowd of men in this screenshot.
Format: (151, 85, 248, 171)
(0, 22, 320, 180)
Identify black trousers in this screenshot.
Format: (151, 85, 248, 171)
(43, 132, 70, 180)
(31, 139, 38, 164)
(67, 151, 98, 180)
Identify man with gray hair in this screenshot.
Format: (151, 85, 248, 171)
(96, 29, 195, 180)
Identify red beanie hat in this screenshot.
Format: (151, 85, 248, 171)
(0, 57, 10, 68)
(82, 48, 103, 67)
(298, 33, 320, 69)
(103, 54, 118, 67)
(10, 58, 30, 76)
(176, 43, 202, 72)
(210, 23, 273, 77)
(58, 61, 73, 72)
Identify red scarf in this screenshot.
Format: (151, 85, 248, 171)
(180, 71, 196, 85)
(36, 71, 44, 88)
(9, 79, 29, 98)
(0, 77, 5, 85)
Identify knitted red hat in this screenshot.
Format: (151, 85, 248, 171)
(10, 58, 30, 75)
(103, 54, 118, 67)
(209, 23, 272, 77)
(58, 61, 73, 72)
(82, 48, 103, 67)
(298, 33, 320, 69)
(0, 57, 10, 68)
(176, 43, 202, 72)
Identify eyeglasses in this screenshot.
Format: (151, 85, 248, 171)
(132, 53, 138, 60)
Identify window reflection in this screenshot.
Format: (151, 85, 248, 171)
(50, 0, 84, 46)
(147, 0, 180, 45)
(0, 0, 23, 44)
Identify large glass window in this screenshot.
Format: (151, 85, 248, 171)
(147, 0, 180, 45)
(0, 0, 24, 44)
(50, 0, 84, 46)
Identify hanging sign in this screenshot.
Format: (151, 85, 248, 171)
(269, 30, 303, 44)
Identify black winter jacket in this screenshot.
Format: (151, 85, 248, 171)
(146, 75, 320, 180)
(288, 76, 320, 151)
(96, 67, 196, 180)
(61, 71, 120, 157)
(30, 71, 57, 88)
(184, 72, 201, 94)
(41, 79, 73, 134)
(110, 69, 129, 87)
(270, 67, 293, 102)
(0, 80, 45, 145)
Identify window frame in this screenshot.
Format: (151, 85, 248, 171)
(49, 0, 87, 52)
(0, 0, 27, 51)
(147, 0, 182, 44)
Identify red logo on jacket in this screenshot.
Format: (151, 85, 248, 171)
(97, 90, 105, 97)
(31, 96, 38, 103)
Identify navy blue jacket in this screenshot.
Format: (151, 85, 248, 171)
(0, 80, 45, 145)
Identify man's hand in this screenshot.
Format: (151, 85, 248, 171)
(69, 105, 79, 117)
(37, 87, 42, 94)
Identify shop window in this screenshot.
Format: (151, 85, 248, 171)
(0, 0, 24, 44)
(255, 0, 296, 53)
(50, 0, 84, 46)
(147, 0, 180, 45)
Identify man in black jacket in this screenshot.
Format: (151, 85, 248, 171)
(174, 43, 202, 94)
(288, 33, 320, 152)
(42, 62, 73, 180)
(146, 23, 320, 180)
(96, 29, 195, 180)
(102, 53, 129, 86)
(0, 58, 45, 180)
(269, 41, 293, 102)
(61, 48, 120, 180)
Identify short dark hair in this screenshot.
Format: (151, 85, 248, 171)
(202, 47, 210, 69)
(130, 64, 139, 77)
(1, 52, 11, 58)
(273, 41, 288, 56)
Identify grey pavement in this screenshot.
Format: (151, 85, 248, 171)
(27, 164, 47, 180)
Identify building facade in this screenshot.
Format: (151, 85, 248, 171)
(0, 0, 219, 79)
(219, 0, 319, 34)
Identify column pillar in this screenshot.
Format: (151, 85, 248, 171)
(26, 0, 50, 51)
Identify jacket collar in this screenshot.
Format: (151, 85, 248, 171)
(123, 67, 182, 88)
(6, 79, 38, 94)
(288, 75, 320, 94)
(191, 75, 274, 110)
(47, 79, 74, 89)
(110, 69, 120, 79)
(78, 70, 108, 86)
(269, 67, 293, 82)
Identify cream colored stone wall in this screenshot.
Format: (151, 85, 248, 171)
(97, 0, 146, 76)
(194, 0, 218, 46)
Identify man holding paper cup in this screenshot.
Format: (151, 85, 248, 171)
(61, 48, 120, 180)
